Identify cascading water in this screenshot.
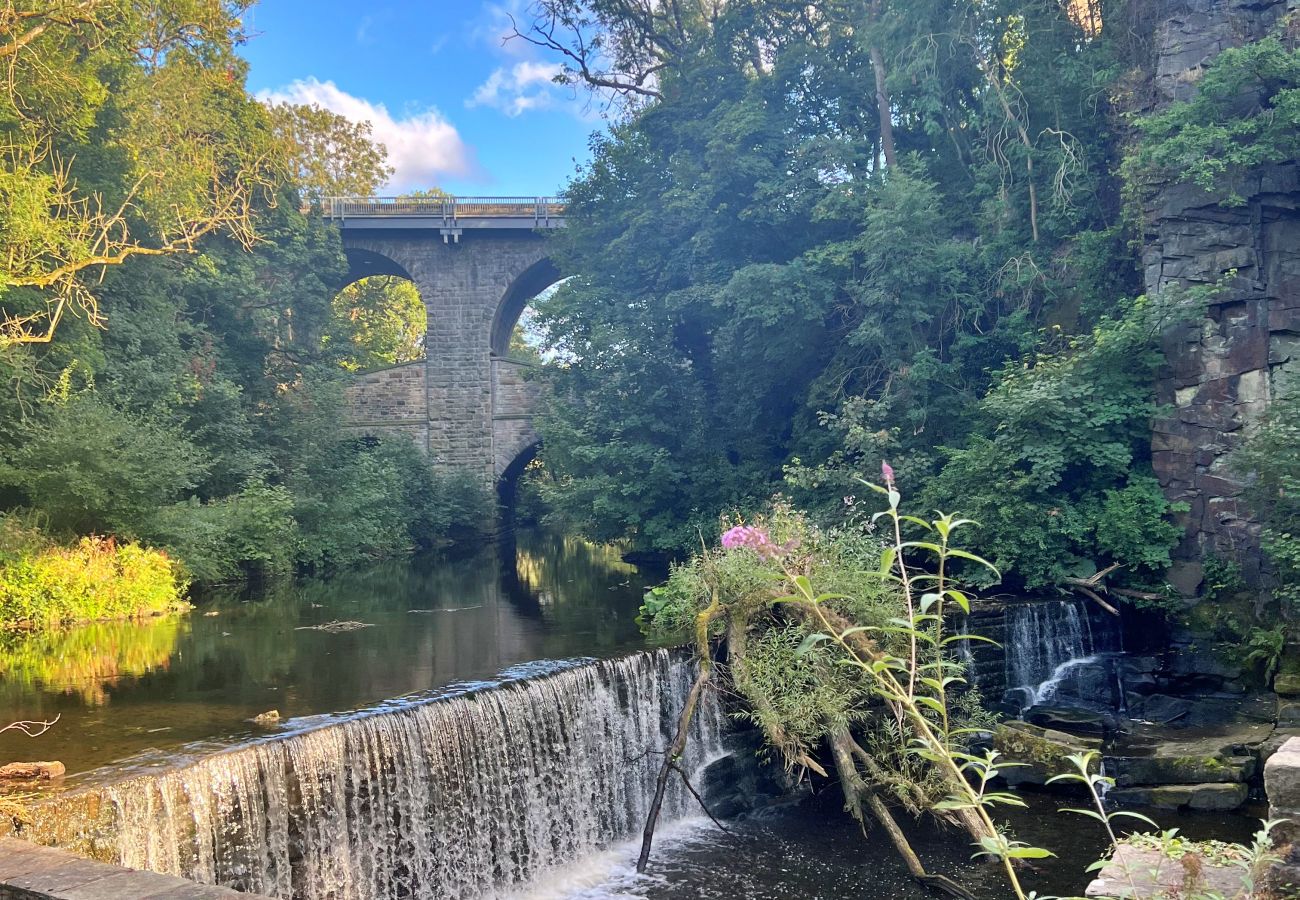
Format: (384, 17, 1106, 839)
(82, 649, 723, 900)
(1003, 600, 1122, 713)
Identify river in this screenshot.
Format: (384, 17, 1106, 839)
(0, 530, 1265, 899)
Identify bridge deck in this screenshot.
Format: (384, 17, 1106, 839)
(323, 196, 565, 232)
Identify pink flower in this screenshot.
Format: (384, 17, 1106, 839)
(881, 460, 895, 487)
(721, 525, 779, 558)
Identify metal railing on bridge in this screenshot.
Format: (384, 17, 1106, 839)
(322, 196, 565, 227)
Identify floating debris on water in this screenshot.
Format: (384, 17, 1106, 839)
(296, 620, 374, 632)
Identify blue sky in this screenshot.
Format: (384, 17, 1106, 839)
(240, 1, 602, 196)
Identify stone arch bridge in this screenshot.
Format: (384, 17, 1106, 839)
(329, 196, 564, 485)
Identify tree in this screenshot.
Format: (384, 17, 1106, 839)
(524, 0, 1152, 572)
(267, 102, 394, 201)
(0, 0, 280, 347)
(323, 276, 426, 371)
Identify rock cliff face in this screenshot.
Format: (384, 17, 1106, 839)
(1140, 0, 1300, 593)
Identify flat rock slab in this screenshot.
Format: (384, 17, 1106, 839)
(0, 838, 268, 899)
(1085, 845, 1249, 898)
(1107, 781, 1248, 811)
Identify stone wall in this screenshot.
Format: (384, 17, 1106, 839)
(1142, 0, 1300, 593)
(343, 361, 429, 450)
(492, 358, 541, 478)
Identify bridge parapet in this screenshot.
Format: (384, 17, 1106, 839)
(323, 196, 565, 236)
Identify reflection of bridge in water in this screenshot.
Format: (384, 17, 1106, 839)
(325, 196, 567, 486)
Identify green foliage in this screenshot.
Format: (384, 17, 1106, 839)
(0, 517, 188, 629)
(267, 101, 393, 201)
(1244, 625, 1287, 684)
(0, 0, 281, 346)
(323, 276, 426, 372)
(531, 0, 1146, 567)
(1233, 393, 1300, 606)
(0, 394, 208, 537)
(149, 483, 298, 584)
(920, 293, 1197, 589)
(1133, 30, 1300, 205)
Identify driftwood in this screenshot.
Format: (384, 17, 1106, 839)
(294, 620, 373, 632)
(1065, 563, 1123, 616)
(636, 662, 712, 873)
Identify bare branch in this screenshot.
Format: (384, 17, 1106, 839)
(0, 714, 60, 739)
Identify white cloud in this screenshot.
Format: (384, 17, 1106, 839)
(258, 78, 480, 192)
(467, 60, 565, 117)
(473, 0, 535, 58)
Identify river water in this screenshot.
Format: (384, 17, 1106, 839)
(0, 531, 1265, 899)
(0, 531, 657, 777)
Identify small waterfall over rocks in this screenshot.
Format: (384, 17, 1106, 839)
(1003, 599, 1123, 713)
(956, 599, 1123, 715)
(43, 649, 724, 900)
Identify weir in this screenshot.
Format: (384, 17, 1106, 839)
(20, 649, 724, 900)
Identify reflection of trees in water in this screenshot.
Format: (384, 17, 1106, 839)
(0, 617, 188, 706)
(507, 531, 651, 646)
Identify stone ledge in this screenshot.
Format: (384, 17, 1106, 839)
(0, 839, 267, 899)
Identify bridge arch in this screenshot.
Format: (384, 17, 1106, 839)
(490, 258, 563, 357)
(343, 247, 414, 285)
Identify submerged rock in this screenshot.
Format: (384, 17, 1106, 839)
(1106, 781, 1248, 811)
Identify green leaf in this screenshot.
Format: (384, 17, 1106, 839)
(944, 548, 1001, 578)
(1057, 807, 1107, 823)
(944, 589, 971, 613)
(1005, 847, 1056, 860)
(1109, 810, 1160, 828)
(879, 546, 897, 577)
(794, 632, 830, 657)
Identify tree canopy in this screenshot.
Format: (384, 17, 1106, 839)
(526, 0, 1189, 590)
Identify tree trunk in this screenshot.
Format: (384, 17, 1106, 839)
(868, 2, 897, 170)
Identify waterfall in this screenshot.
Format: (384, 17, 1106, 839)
(83, 649, 723, 900)
(1003, 600, 1121, 712)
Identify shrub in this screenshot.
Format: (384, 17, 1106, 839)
(148, 482, 298, 583)
(0, 522, 189, 629)
(0, 395, 208, 537)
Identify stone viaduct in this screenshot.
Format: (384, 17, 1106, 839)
(330, 197, 564, 485)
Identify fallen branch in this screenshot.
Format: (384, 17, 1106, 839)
(829, 728, 974, 900)
(669, 761, 732, 837)
(637, 661, 711, 873)
(0, 716, 60, 739)
(1072, 585, 1120, 616)
(1111, 587, 1164, 602)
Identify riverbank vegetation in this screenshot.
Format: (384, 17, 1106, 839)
(641, 485, 1286, 896)
(0, 0, 491, 621)
(0, 517, 187, 630)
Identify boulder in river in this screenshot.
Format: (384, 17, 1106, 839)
(0, 761, 65, 780)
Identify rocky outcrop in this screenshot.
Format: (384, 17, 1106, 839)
(1266, 736, 1300, 891)
(1085, 843, 1251, 898)
(1140, 0, 1300, 593)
